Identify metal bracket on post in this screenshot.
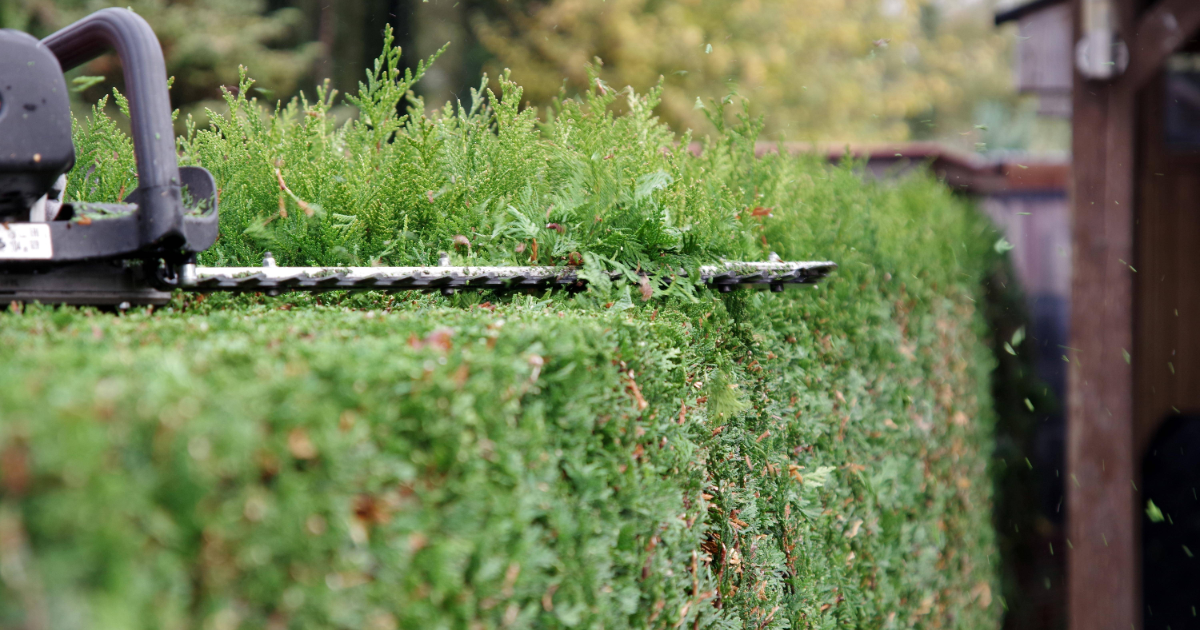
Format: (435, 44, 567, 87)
(1076, 0, 1129, 80)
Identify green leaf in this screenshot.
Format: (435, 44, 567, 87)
(70, 75, 106, 93)
(1146, 500, 1165, 523)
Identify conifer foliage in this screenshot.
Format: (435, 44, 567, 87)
(4, 33, 1003, 629)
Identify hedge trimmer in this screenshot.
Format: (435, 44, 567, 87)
(0, 9, 835, 307)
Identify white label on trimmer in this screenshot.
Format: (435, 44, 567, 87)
(0, 223, 53, 259)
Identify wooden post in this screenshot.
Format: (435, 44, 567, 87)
(1068, 1, 1200, 628)
(1067, 0, 1137, 628)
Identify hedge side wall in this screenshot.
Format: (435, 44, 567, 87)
(0, 37, 1002, 629)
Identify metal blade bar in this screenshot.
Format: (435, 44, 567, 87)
(184, 260, 837, 295)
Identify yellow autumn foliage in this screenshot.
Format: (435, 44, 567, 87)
(472, 0, 1014, 143)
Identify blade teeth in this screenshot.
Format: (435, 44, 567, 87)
(188, 262, 835, 294)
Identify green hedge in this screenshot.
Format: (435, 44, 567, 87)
(0, 35, 1002, 629)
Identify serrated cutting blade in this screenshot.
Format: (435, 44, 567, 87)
(183, 260, 837, 295)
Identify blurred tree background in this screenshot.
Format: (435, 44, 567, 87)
(472, 0, 1016, 147)
(1, 0, 322, 126)
(0, 0, 1021, 150)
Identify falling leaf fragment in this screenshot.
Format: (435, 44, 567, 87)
(1146, 499, 1165, 523)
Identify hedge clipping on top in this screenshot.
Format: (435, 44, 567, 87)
(0, 30, 1001, 629)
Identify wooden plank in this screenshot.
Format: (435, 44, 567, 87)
(1067, 2, 1139, 629)
(1126, 0, 1200, 90)
(1134, 73, 1200, 456)
(1015, 4, 1075, 95)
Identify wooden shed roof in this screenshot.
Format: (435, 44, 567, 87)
(755, 142, 1069, 196)
(994, 0, 1068, 25)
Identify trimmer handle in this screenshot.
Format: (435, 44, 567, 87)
(42, 8, 184, 250)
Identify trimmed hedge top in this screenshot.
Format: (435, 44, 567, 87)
(1, 32, 1002, 629)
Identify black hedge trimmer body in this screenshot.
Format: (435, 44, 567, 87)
(0, 9, 834, 307)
